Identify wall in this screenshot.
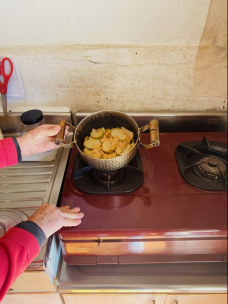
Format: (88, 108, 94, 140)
(0, 0, 227, 113)
(1, 0, 210, 46)
(190, 0, 227, 109)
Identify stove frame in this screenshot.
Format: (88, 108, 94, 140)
(58, 112, 227, 265)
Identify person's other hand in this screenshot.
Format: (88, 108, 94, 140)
(17, 124, 68, 158)
(27, 203, 84, 238)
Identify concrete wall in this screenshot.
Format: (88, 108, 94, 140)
(0, 0, 227, 113)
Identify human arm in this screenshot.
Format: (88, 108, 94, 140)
(16, 124, 67, 158)
(0, 137, 19, 169)
(0, 124, 67, 169)
(0, 204, 83, 301)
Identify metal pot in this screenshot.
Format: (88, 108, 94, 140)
(55, 110, 160, 171)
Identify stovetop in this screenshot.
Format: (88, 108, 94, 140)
(58, 132, 227, 240)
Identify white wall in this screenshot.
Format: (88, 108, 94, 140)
(0, 0, 227, 113)
(1, 0, 210, 46)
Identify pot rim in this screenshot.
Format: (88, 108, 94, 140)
(74, 110, 140, 162)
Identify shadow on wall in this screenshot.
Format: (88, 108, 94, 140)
(189, 0, 227, 106)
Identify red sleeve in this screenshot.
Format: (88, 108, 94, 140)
(0, 138, 18, 169)
(0, 227, 40, 301)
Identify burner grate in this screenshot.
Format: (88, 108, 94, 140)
(176, 137, 228, 191)
(73, 151, 144, 195)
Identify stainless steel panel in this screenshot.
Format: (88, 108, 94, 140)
(62, 238, 227, 256)
(0, 183, 48, 193)
(76, 111, 227, 132)
(0, 175, 51, 184)
(10, 162, 55, 168)
(119, 254, 224, 264)
(0, 192, 46, 200)
(0, 168, 53, 175)
(0, 200, 43, 209)
(59, 261, 227, 293)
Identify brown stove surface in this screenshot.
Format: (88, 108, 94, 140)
(59, 132, 227, 241)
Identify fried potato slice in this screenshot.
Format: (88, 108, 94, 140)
(119, 144, 131, 156)
(102, 141, 114, 153)
(105, 129, 111, 137)
(93, 144, 101, 149)
(83, 148, 102, 159)
(125, 134, 132, 144)
(102, 153, 108, 159)
(110, 136, 119, 151)
(84, 137, 101, 150)
(90, 128, 105, 139)
(101, 137, 113, 143)
(121, 127, 134, 140)
(115, 141, 127, 155)
(106, 152, 116, 159)
(111, 128, 127, 141)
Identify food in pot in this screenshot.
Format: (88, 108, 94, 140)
(119, 143, 131, 156)
(90, 127, 105, 139)
(83, 147, 103, 159)
(102, 141, 114, 153)
(111, 128, 127, 141)
(84, 137, 102, 150)
(121, 127, 134, 140)
(83, 127, 134, 159)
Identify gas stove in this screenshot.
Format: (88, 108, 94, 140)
(58, 112, 227, 265)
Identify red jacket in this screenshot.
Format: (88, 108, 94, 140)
(0, 138, 40, 301)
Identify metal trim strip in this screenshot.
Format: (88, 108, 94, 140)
(75, 111, 227, 132)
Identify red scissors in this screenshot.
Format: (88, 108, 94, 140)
(0, 58, 13, 116)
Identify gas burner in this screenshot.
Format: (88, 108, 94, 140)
(93, 169, 124, 187)
(73, 152, 144, 195)
(195, 156, 227, 181)
(176, 136, 228, 191)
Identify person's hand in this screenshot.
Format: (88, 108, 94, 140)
(17, 124, 68, 158)
(27, 203, 84, 238)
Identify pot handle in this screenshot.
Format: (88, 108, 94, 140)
(54, 120, 76, 148)
(139, 119, 160, 149)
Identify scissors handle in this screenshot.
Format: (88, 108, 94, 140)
(0, 58, 13, 94)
